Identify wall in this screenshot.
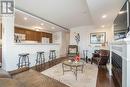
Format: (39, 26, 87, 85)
(0, 24, 1, 64)
(53, 31, 70, 57)
(0, 24, 2, 39)
(60, 31, 70, 57)
(70, 26, 114, 58)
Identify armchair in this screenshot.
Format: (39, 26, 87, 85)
(91, 49, 110, 66)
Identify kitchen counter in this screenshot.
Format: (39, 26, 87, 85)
(14, 43, 60, 45)
(4, 43, 61, 71)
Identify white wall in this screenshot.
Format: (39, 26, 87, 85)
(70, 26, 114, 58)
(53, 31, 70, 57)
(2, 16, 15, 70)
(60, 31, 70, 57)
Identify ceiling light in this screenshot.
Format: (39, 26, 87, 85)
(41, 23, 44, 25)
(102, 15, 107, 18)
(101, 25, 105, 28)
(34, 26, 43, 30)
(51, 27, 55, 29)
(24, 17, 27, 20)
(36, 29, 40, 31)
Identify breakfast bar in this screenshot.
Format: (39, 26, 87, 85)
(6, 43, 61, 71)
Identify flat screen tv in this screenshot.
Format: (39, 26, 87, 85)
(114, 1, 129, 40)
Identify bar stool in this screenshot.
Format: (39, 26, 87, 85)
(49, 50, 56, 67)
(35, 51, 45, 71)
(83, 50, 88, 62)
(17, 53, 30, 68)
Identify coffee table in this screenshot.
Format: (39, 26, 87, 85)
(62, 60, 85, 80)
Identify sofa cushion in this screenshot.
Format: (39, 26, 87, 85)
(0, 68, 11, 78)
(0, 78, 24, 87)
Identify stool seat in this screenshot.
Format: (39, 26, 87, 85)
(19, 53, 29, 56)
(37, 51, 44, 54)
(50, 50, 56, 52)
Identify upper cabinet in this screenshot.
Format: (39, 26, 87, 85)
(15, 27, 52, 43)
(15, 27, 25, 34)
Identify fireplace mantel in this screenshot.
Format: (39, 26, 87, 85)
(110, 40, 130, 87)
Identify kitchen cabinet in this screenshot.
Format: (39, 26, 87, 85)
(15, 27, 52, 43)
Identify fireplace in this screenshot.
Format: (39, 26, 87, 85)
(112, 52, 122, 87)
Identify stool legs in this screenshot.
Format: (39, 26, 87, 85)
(49, 50, 56, 67)
(35, 52, 45, 71)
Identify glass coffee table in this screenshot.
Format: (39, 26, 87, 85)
(62, 60, 85, 80)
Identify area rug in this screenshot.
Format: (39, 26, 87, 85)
(41, 63, 98, 87)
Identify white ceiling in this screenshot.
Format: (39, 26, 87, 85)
(15, 0, 126, 29)
(15, 10, 66, 32)
(86, 0, 126, 28)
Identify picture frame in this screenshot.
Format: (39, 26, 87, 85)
(90, 32, 106, 44)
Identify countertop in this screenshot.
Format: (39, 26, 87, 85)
(14, 43, 60, 45)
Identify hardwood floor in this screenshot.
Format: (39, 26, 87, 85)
(10, 57, 117, 87)
(96, 66, 116, 87)
(35, 57, 117, 87)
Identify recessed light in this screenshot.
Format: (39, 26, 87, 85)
(41, 23, 44, 25)
(36, 29, 40, 31)
(24, 17, 27, 20)
(34, 27, 43, 30)
(51, 27, 55, 29)
(101, 25, 105, 28)
(102, 15, 107, 18)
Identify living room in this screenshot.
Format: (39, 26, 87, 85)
(0, 0, 130, 87)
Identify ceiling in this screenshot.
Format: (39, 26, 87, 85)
(15, 10, 66, 32)
(86, 0, 126, 28)
(15, 0, 126, 29)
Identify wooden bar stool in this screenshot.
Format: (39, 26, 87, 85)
(35, 51, 45, 71)
(49, 50, 56, 67)
(17, 53, 30, 68)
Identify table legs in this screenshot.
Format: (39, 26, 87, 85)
(81, 65, 84, 73)
(74, 67, 78, 80)
(62, 63, 64, 75)
(62, 64, 84, 80)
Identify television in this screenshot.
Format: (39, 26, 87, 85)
(114, 1, 130, 40)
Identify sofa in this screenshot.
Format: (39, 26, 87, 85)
(0, 67, 69, 87)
